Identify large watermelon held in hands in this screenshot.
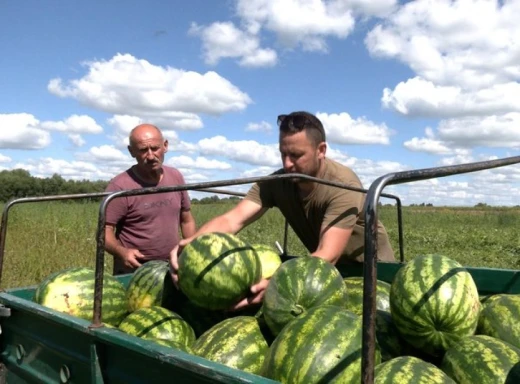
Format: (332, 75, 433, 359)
(126, 260, 172, 312)
(261, 305, 380, 383)
(178, 232, 262, 310)
(390, 254, 481, 357)
(118, 306, 196, 348)
(34, 266, 128, 327)
(193, 316, 270, 375)
(251, 243, 282, 279)
(441, 335, 520, 384)
(262, 256, 348, 336)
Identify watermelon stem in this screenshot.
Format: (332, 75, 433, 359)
(290, 305, 304, 316)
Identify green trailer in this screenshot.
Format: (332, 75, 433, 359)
(1, 155, 520, 383)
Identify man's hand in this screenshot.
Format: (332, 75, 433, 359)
(169, 237, 193, 288)
(230, 278, 270, 311)
(119, 248, 146, 269)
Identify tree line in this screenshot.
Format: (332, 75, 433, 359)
(0, 169, 242, 204)
(0, 169, 109, 202)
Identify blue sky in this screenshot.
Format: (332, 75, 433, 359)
(1, 0, 520, 206)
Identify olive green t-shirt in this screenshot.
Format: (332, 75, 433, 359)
(244, 158, 395, 263)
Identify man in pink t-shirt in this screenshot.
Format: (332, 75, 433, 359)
(104, 124, 196, 275)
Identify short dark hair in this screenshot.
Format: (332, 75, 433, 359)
(277, 111, 326, 146)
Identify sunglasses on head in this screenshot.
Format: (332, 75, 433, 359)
(277, 114, 311, 130)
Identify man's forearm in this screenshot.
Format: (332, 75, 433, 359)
(181, 220, 197, 239)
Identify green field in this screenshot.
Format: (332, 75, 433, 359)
(1, 199, 520, 289)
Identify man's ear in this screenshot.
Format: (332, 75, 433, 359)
(317, 141, 327, 159)
(128, 145, 136, 158)
(164, 140, 169, 153)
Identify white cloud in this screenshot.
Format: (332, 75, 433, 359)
(87, 145, 131, 163)
(236, 0, 356, 52)
(318, 112, 393, 145)
(167, 155, 232, 170)
(245, 121, 272, 133)
(189, 22, 277, 67)
(14, 158, 113, 181)
(404, 113, 520, 153)
(68, 134, 86, 147)
(0, 113, 51, 149)
(197, 136, 280, 166)
(0, 154, 12, 163)
(366, 0, 520, 118)
(41, 114, 103, 134)
(48, 53, 252, 118)
(381, 77, 520, 118)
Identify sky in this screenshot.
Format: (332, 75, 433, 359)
(2, 0, 520, 206)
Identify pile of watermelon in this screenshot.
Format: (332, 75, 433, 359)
(33, 233, 520, 383)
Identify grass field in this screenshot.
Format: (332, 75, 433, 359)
(0, 199, 519, 289)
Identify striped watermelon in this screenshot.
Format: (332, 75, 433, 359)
(262, 256, 348, 336)
(343, 276, 391, 315)
(390, 254, 480, 357)
(126, 260, 173, 312)
(375, 356, 455, 384)
(261, 305, 380, 383)
(178, 232, 262, 310)
(477, 294, 520, 349)
(193, 316, 269, 375)
(166, 285, 230, 338)
(143, 336, 194, 354)
(34, 266, 127, 326)
(375, 310, 408, 362)
(441, 335, 520, 384)
(251, 243, 282, 279)
(118, 306, 196, 347)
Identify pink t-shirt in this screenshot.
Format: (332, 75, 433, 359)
(105, 166, 191, 262)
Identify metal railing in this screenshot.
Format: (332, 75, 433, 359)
(359, 155, 520, 384)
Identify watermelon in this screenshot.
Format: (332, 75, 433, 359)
(178, 232, 262, 310)
(34, 266, 128, 326)
(251, 243, 282, 279)
(125, 260, 174, 312)
(343, 276, 391, 316)
(142, 336, 193, 354)
(262, 256, 348, 336)
(477, 294, 520, 349)
(193, 316, 269, 375)
(390, 254, 480, 357)
(375, 310, 408, 362)
(375, 356, 455, 384)
(118, 306, 196, 347)
(261, 305, 380, 383)
(441, 335, 520, 384)
(166, 285, 230, 338)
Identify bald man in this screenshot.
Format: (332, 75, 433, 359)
(104, 124, 196, 275)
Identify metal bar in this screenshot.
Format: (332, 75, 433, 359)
(360, 155, 520, 384)
(92, 172, 404, 325)
(0, 192, 110, 285)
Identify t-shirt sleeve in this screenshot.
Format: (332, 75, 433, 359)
(322, 186, 364, 230)
(244, 169, 285, 208)
(104, 179, 128, 226)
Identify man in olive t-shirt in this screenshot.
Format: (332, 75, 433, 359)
(170, 111, 395, 310)
(244, 158, 394, 263)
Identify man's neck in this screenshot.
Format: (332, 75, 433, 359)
(297, 159, 326, 198)
(132, 166, 163, 185)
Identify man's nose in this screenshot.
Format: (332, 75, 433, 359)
(283, 156, 293, 169)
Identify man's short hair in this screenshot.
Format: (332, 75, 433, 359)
(277, 111, 326, 146)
